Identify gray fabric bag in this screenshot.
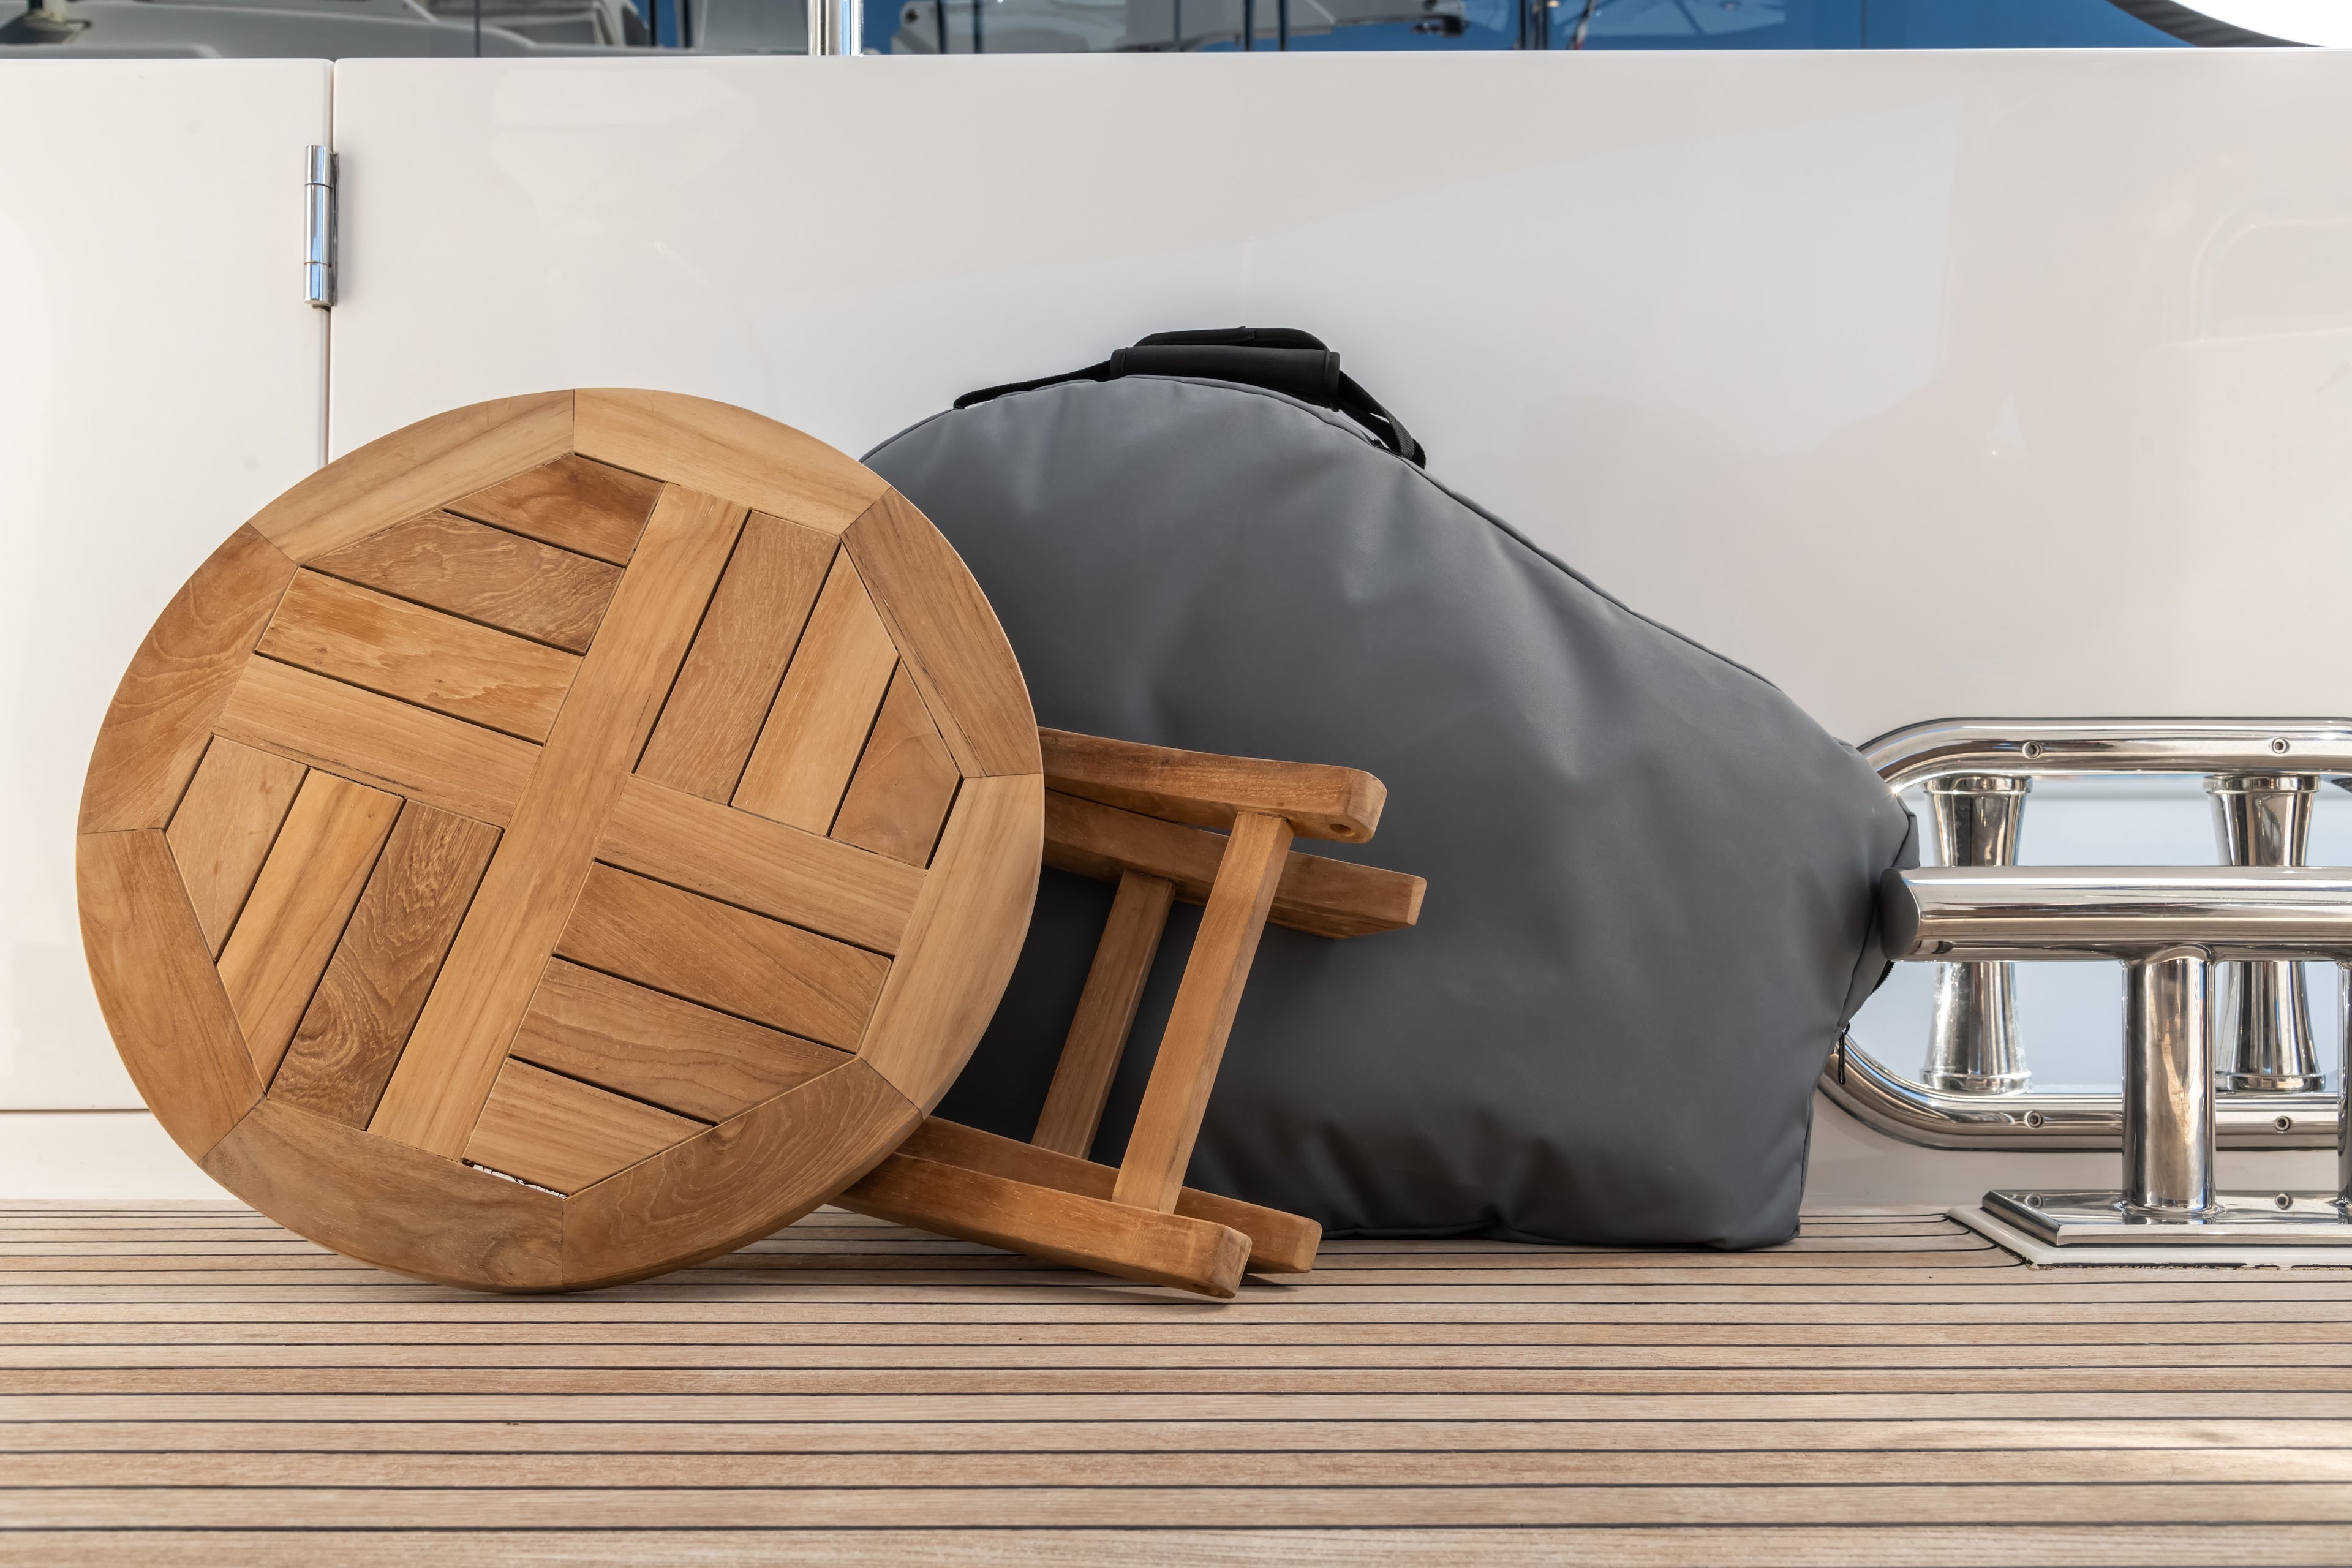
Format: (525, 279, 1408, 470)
(864, 336, 1914, 1248)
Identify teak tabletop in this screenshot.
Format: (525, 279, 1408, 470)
(75, 390, 1043, 1292)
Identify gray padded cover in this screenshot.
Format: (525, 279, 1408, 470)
(866, 376, 1914, 1248)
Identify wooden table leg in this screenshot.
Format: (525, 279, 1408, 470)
(1031, 870, 1174, 1158)
(1111, 810, 1292, 1214)
(845, 1151, 1253, 1298)
(869, 1115, 1320, 1275)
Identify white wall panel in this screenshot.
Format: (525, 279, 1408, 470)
(0, 61, 330, 1114)
(0, 1114, 230, 1202)
(326, 50, 2352, 1205)
(331, 50, 2352, 744)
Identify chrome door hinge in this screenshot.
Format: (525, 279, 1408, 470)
(304, 146, 337, 309)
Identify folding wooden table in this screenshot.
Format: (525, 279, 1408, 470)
(77, 390, 1041, 1291)
(77, 388, 1423, 1298)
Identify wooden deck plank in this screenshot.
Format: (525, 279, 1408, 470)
(17, 1391, 2352, 1422)
(15, 1366, 2352, 1396)
(7, 1447, 2352, 1486)
(0, 1417, 2347, 1454)
(7, 1264, 2352, 1292)
(12, 1526, 2352, 1568)
(15, 1340, 2352, 1370)
(6, 1480, 2352, 1528)
(13, 1320, 2352, 1349)
(5, 1206, 2352, 1565)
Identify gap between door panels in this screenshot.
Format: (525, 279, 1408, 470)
(318, 66, 337, 472)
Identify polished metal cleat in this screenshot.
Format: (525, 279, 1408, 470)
(1882, 861, 2352, 1251)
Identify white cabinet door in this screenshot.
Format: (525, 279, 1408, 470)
(0, 61, 330, 1118)
(330, 51, 2352, 743)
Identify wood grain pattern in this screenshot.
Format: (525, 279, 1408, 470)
(74, 831, 260, 1163)
(842, 1152, 1251, 1298)
(894, 1115, 1320, 1275)
(20, 1203, 2352, 1562)
(270, 806, 502, 1128)
(257, 573, 580, 742)
(216, 772, 404, 1084)
(559, 1058, 919, 1290)
(13, 1436, 2352, 1476)
(78, 526, 295, 833)
(1046, 790, 1423, 940)
(164, 739, 307, 957)
(199, 1097, 564, 1291)
(636, 513, 837, 801)
(244, 393, 574, 565)
(22, 1480, 2352, 1533)
(572, 388, 888, 536)
(1042, 727, 1385, 843)
(371, 486, 745, 1158)
(554, 866, 888, 1052)
(466, 1060, 706, 1195)
(597, 774, 923, 955)
(844, 489, 1041, 780)
(1112, 810, 1294, 1214)
(730, 552, 900, 833)
(831, 666, 961, 866)
(853, 773, 1044, 1112)
(447, 454, 663, 567)
(213, 658, 539, 829)
(78, 391, 1045, 1297)
(306, 511, 622, 654)
(1030, 871, 1174, 1159)
(511, 961, 848, 1123)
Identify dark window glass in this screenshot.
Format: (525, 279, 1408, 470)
(0, 0, 2217, 62)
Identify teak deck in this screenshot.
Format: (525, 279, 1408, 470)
(4, 1205, 2351, 1564)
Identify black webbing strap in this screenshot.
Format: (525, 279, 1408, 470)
(952, 327, 1426, 466)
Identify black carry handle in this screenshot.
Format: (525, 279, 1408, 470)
(954, 327, 1425, 466)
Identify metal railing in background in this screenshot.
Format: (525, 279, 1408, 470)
(1830, 718, 2352, 1155)
(808, 0, 857, 47)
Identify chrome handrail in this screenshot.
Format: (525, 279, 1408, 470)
(1866, 717, 2352, 792)
(1888, 865, 2352, 961)
(1825, 1032, 2340, 1149)
(1829, 717, 2352, 1152)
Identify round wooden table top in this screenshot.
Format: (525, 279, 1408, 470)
(77, 391, 1041, 1291)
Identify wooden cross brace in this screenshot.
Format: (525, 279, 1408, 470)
(839, 728, 1425, 1298)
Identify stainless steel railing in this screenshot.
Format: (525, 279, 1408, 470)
(807, 0, 859, 51)
(1828, 718, 2352, 1152)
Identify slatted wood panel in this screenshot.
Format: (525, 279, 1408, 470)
(636, 511, 835, 801)
(270, 805, 503, 1128)
(832, 665, 961, 865)
(163, 739, 306, 957)
(732, 551, 902, 833)
(76, 391, 1042, 1293)
(306, 510, 624, 654)
(2, 1205, 2349, 1566)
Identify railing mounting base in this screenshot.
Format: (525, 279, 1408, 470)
(1985, 1188, 2352, 1246)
